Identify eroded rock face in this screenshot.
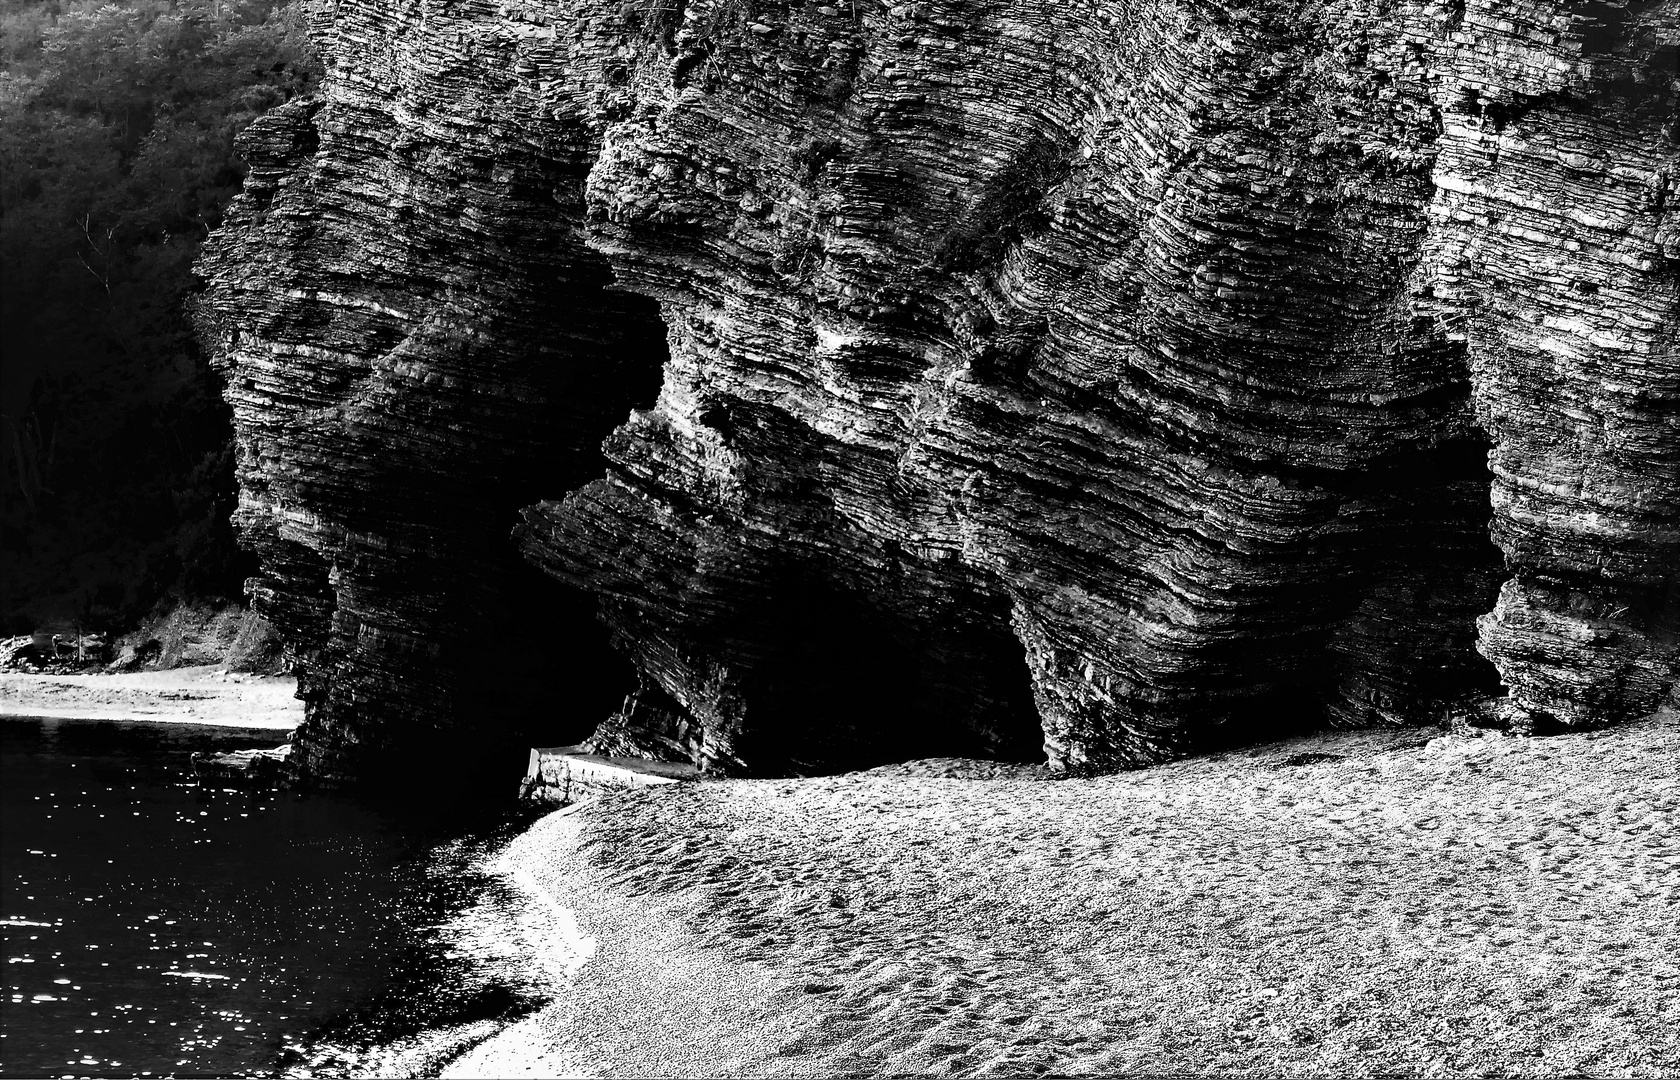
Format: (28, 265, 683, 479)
(193, 76, 667, 784)
(196, 0, 1678, 785)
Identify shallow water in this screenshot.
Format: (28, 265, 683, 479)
(1, 716, 552, 1078)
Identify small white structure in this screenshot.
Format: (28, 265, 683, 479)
(519, 745, 697, 805)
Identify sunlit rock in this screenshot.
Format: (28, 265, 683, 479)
(196, 0, 1679, 785)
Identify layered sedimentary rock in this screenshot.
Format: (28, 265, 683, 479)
(194, 74, 669, 783)
(196, 0, 1678, 785)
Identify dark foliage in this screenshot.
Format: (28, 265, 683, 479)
(0, 0, 321, 633)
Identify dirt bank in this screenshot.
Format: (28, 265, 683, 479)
(0, 665, 301, 730)
(446, 710, 1679, 1079)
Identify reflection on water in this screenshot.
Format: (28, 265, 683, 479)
(1, 716, 555, 1078)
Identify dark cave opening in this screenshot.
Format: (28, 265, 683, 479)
(1164, 433, 1510, 758)
(730, 577, 1045, 774)
(1314, 434, 1509, 729)
(460, 555, 640, 756)
(444, 282, 673, 790)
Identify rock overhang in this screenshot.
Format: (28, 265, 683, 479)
(194, 0, 1679, 788)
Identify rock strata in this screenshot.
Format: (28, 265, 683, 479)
(196, 0, 1678, 785)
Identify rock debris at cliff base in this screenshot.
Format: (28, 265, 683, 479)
(194, 0, 1679, 785)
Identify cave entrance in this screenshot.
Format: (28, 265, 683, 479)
(731, 577, 1044, 774)
(468, 556, 640, 752)
(1312, 433, 1508, 733)
(449, 277, 672, 786)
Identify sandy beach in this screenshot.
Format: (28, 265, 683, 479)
(0, 665, 301, 730)
(448, 709, 1679, 1079)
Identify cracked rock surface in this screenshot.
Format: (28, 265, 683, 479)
(195, 0, 1678, 784)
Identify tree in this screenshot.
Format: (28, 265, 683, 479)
(0, 0, 321, 633)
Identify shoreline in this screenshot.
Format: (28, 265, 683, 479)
(1, 711, 295, 732)
(5, 666, 1672, 1075)
(0, 665, 302, 731)
(440, 802, 812, 1080)
(442, 709, 1680, 1078)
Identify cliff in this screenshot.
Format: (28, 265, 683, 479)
(194, 0, 1679, 786)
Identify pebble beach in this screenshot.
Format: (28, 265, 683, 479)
(449, 708, 1679, 1078)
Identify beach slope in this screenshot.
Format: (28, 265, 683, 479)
(450, 712, 1679, 1078)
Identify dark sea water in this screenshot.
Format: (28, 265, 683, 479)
(1, 716, 554, 1078)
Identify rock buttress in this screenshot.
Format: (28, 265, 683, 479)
(193, 35, 668, 785)
(199, 0, 1678, 783)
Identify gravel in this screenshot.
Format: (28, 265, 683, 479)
(447, 709, 1679, 1078)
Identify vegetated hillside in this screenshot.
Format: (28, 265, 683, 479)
(0, 0, 321, 635)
